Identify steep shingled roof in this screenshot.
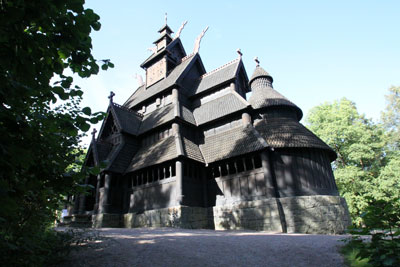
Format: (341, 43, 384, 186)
(96, 142, 113, 163)
(192, 59, 241, 96)
(199, 125, 266, 164)
(125, 53, 197, 108)
(249, 66, 273, 85)
(126, 136, 178, 172)
(138, 104, 175, 134)
(248, 66, 303, 120)
(249, 83, 303, 118)
(111, 104, 143, 136)
(182, 137, 205, 163)
(108, 141, 139, 173)
(193, 92, 249, 125)
(181, 105, 197, 125)
(254, 118, 336, 160)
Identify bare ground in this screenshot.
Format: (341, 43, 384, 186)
(58, 228, 347, 267)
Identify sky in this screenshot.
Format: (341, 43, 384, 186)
(75, 0, 400, 145)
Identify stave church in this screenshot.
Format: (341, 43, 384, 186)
(67, 20, 350, 233)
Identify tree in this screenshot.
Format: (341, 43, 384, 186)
(306, 98, 386, 224)
(0, 1, 111, 265)
(381, 86, 400, 151)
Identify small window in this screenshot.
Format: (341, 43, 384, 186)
(148, 169, 153, 183)
(254, 154, 262, 169)
(228, 162, 237, 175)
(159, 167, 164, 180)
(245, 157, 254, 171)
(220, 164, 228, 176)
(212, 167, 220, 178)
(236, 159, 244, 173)
(165, 165, 171, 178)
(171, 163, 176, 177)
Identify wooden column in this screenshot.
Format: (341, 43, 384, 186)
(94, 174, 101, 213)
(100, 173, 111, 213)
(78, 176, 90, 214)
(175, 160, 184, 205)
(242, 112, 252, 126)
(261, 152, 276, 198)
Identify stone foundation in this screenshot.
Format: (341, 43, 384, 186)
(123, 206, 210, 229)
(92, 213, 122, 228)
(92, 195, 350, 234)
(62, 214, 92, 227)
(212, 195, 351, 234)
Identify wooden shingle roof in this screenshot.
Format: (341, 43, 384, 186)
(249, 66, 273, 85)
(126, 136, 177, 172)
(111, 104, 142, 136)
(125, 53, 197, 108)
(138, 104, 175, 134)
(192, 59, 241, 96)
(182, 137, 205, 163)
(199, 125, 267, 164)
(193, 92, 249, 125)
(254, 118, 336, 160)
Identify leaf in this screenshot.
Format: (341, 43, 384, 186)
(79, 122, 90, 132)
(82, 107, 91, 116)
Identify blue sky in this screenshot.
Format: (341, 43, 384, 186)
(76, 0, 400, 145)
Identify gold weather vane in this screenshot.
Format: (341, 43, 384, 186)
(175, 20, 188, 39)
(193, 26, 209, 54)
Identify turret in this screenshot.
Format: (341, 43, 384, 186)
(248, 58, 302, 121)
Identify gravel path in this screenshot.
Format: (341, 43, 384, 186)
(59, 228, 347, 267)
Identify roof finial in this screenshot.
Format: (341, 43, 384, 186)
(165, 12, 167, 25)
(254, 57, 260, 67)
(193, 26, 209, 54)
(175, 20, 188, 39)
(108, 91, 115, 103)
(91, 128, 97, 140)
(135, 73, 144, 86)
(237, 48, 242, 58)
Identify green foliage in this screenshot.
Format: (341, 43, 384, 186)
(344, 198, 400, 267)
(381, 86, 400, 151)
(0, 0, 111, 265)
(306, 98, 386, 224)
(307, 91, 400, 266)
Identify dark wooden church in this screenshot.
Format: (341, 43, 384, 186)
(69, 21, 350, 233)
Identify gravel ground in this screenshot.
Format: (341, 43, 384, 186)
(59, 228, 347, 267)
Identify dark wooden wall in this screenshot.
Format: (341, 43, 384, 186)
(272, 148, 338, 197)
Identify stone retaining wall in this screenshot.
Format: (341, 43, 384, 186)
(212, 195, 351, 234)
(93, 195, 351, 234)
(123, 206, 209, 229)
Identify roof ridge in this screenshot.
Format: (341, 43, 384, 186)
(200, 58, 239, 79)
(113, 103, 144, 118)
(181, 52, 195, 62)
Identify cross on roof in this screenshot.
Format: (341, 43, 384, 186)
(254, 57, 260, 67)
(91, 128, 97, 140)
(108, 91, 115, 103)
(237, 48, 242, 58)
